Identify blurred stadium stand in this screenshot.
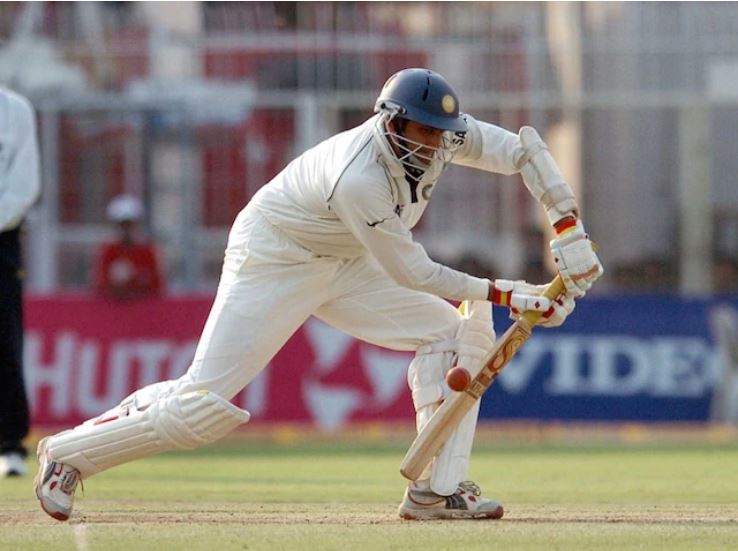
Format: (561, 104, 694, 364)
(1, 2, 737, 294)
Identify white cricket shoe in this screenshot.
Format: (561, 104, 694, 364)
(398, 481, 504, 520)
(0, 452, 27, 477)
(33, 437, 81, 521)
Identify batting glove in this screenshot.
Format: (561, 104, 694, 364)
(549, 217, 603, 297)
(488, 279, 553, 313)
(510, 292, 576, 328)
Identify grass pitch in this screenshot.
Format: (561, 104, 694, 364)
(2, 431, 738, 550)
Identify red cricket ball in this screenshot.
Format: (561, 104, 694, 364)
(446, 366, 471, 392)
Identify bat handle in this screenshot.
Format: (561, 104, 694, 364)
(520, 274, 566, 325)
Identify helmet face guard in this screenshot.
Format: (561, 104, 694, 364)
(374, 68, 467, 183)
(375, 113, 460, 183)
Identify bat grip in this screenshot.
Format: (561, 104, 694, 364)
(520, 274, 566, 325)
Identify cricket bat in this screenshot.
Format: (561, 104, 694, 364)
(400, 274, 566, 481)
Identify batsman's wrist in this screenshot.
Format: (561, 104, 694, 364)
(487, 279, 513, 306)
(553, 215, 578, 236)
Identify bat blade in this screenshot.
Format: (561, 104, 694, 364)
(399, 383, 478, 480)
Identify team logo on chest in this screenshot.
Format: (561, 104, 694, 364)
(406, 181, 434, 204)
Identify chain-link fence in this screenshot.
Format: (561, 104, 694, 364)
(4, 2, 738, 294)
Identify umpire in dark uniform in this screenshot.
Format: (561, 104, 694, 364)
(0, 87, 41, 477)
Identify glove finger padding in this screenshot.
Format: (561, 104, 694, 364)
(509, 292, 576, 328)
(509, 290, 552, 313)
(549, 220, 604, 296)
(539, 293, 576, 327)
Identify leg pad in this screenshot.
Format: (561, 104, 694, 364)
(47, 390, 249, 479)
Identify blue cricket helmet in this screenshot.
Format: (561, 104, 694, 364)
(374, 68, 466, 133)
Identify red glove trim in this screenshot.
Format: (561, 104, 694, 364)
(491, 286, 511, 306)
(553, 216, 577, 236)
(541, 298, 563, 319)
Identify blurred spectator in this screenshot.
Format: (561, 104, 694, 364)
(0, 88, 40, 477)
(611, 257, 676, 293)
(709, 305, 738, 424)
(521, 225, 552, 284)
(92, 195, 163, 300)
(640, 258, 675, 292)
(713, 256, 738, 294)
(522, 258, 552, 286)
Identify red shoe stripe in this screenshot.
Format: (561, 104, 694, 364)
(94, 415, 120, 425)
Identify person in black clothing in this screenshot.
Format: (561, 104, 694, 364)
(0, 87, 41, 477)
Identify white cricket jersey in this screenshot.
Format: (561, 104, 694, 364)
(251, 113, 523, 302)
(0, 88, 41, 232)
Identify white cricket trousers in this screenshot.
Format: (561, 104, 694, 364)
(162, 203, 461, 401)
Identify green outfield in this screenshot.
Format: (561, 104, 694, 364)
(2, 434, 738, 551)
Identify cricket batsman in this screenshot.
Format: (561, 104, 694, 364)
(35, 68, 602, 521)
